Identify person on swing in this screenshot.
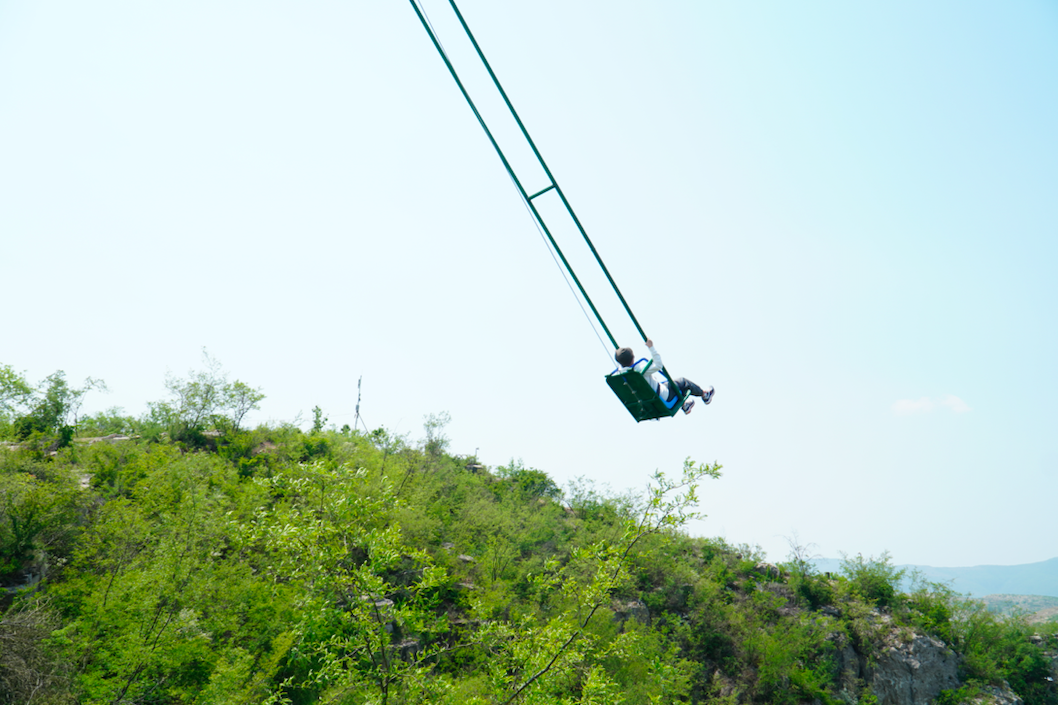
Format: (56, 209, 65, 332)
(613, 338, 714, 415)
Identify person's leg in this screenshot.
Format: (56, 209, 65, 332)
(676, 377, 715, 405)
(671, 378, 696, 414)
(663, 378, 690, 402)
(674, 377, 703, 397)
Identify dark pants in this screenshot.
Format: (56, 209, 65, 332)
(666, 377, 703, 402)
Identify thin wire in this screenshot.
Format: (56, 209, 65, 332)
(417, 0, 450, 58)
(509, 173, 614, 364)
(417, 0, 613, 365)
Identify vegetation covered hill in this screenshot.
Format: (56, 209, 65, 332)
(2, 360, 1057, 704)
(980, 596, 1058, 625)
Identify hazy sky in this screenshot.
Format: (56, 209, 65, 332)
(2, 1, 1056, 568)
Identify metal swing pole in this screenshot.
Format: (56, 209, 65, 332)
(409, 0, 668, 351)
(409, 0, 619, 349)
(444, 0, 650, 346)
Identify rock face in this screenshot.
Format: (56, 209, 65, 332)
(973, 684, 1024, 705)
(612, 599, 651, 626)
(871, 633, 960, 705)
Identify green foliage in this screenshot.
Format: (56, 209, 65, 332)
(147, 350, 264, 444)
(904, 574, 957, 643)
(0, 456, 85, 582)
(482, 459, 720, 705)
(422, 411, 451, 456)
(839, 551, 905, 608)
(950, 600, 1058, 705)
(0, 364, 33, 419)
(1, 359, 1053, 705)
(1, 369, 104, 448)
(311, 405, 328, 433)
(52, 452, 293, 703)
(79, 440, 183, 498)
(935, 684, 985, 705)
(783, 535, 834, 610)
(564, 475, 637, 529)
(496, 460, 561, 501)
(76, 407, 139, 437)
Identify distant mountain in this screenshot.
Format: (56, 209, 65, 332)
(810, 557, 1058, 598)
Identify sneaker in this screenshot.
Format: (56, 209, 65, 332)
(702, 386, 715, 405)
(682, 399, 695, 415)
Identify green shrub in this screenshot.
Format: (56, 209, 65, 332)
(76, 408, 138, 437)
(953, 601, 1057, 705)
(496, 460, 561, 501)
(935, 684, 984, 705)
(840, 552, 905, 608)
(0, 467, 85, 582)
(904, 576, 956, 643)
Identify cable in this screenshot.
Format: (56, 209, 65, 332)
(417, 0, 451, 63)
(409, 0, 621, 350)
(509, 172, 615, 364)
(418, 0, 609, 360)
(447, 0, 649, 345)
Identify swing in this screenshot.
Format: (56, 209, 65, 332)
(606, 359, 691, 422)
(412, 0, 698, 422)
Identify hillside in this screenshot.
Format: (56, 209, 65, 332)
(0, 426, 1054, 705)
(980, 595, 1058, 624)
(1, 364, 1057, 704)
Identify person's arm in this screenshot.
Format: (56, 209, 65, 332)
(645, 338, 664, 371)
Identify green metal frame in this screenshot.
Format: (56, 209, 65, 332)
(411, 0, 690, 421)
(408, 0, 649, 348)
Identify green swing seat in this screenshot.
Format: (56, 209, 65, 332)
(606, 359, 690, 422)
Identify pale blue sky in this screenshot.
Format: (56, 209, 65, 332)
(2, 1, 1055, 567)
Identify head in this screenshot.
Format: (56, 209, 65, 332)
(615, 347, 634, 368)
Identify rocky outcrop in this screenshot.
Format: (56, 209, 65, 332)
(74, 433, 137, 444)
(612, 599, 651, 626)
(870, 633, 960, 705)
(971, 684, 1024, 705)
(1030, 633, 1058, 681)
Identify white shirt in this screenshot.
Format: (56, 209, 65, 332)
(615, 345, 670, 399)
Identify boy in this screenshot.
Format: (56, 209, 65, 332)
(613, 338, 714, 415)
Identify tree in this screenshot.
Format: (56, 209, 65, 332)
(0, 364, 33, 418)
(839, 551, 906, 608)
(148, 350, 264, 440)
(9, 371, 105, 446)
(488, 458, 722, 704)
(783, 533, 832, 609)
(0, 598, 73, 704)
(422, 411, 451, 456)
(226, 380, 265, 431)
(311, 405, 328, 434)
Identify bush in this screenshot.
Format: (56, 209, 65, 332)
(840, 552, 905, 608)
(0, 599, 74, 704)
(146, 350, 264, 444)
(904, 575, 956, 643)
(496, 460, 561, 501)
(0, 466, 85, 584)
(953, 601, 1058, 705)
(76, 408, 138, 437)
